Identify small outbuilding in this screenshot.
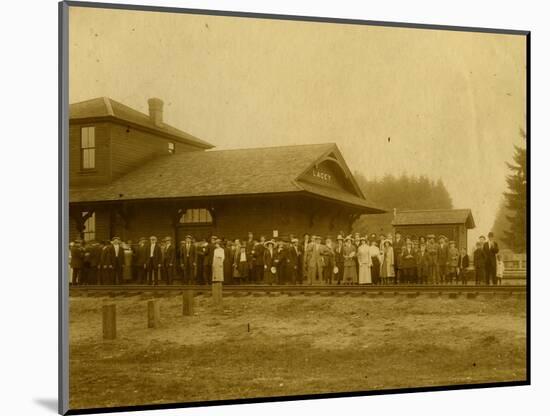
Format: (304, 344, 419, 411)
(392, 209, 476, 249)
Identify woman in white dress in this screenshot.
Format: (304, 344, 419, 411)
(357, 237, 372, 284)
(212, 240, 225, 282)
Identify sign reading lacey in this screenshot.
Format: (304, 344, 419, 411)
(312, 168, 332, 183)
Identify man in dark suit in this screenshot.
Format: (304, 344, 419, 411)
(180, 235, 197, 284)
(333, 235, 345, 285)
(245, 236, 256, 284)
(416, 242, 430, 285)
(162, 236, 176, 285)
(322, 237, 335, 284)
(99, 237, 124, 285)
(85, 240, 102, 285)
(474, 241, 487, 285)
(436, 235, 449, 285)
(254, 235, 266, 283)
(70, 240, 84, 285)
(393, 231, 404, 283)
(483, 232, 500, 285)
(276, 240, 289, 284)
(287, 238, 301, 284)
(146, 235, 163, 285)
(110, 237, 125, 284)
(134, 237, 148, 284)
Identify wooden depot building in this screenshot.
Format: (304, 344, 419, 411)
(392, 209, 476, 250)
(69, 97, 384, 243)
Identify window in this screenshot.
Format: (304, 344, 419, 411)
(179, 208, 213, 224)
(81, 126, 96, 169)
(82, 212, 96, 241)
(168, 142, 175, 154)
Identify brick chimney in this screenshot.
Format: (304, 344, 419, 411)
(147, 98, 164, 127)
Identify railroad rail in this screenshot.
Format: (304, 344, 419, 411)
(70, 284, 526, 297)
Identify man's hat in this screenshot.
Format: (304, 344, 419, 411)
(138, 236, 147, 242)
(164, 236, 172, 241)
(449, 240, 456, 245)
(336, 235, 344, 240)
(185, 234, 193, 239)
(291, 238, 299, 243)
(344, 235, 352, 241)
(438, 235, 446, 240)
(111, 236, 121, 241)
(427, 234, 435, 239)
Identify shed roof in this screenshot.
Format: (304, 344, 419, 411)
(392, 209, 476, 229)
(69, 143, 384, 213)
(69, 97, 214, 149)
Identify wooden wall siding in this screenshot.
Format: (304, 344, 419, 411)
(69, 122, 112, 187)
(69, 196, 359, 243)
(393, 224, 467, 249)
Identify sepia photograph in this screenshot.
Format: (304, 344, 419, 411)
(60, 2, 529, 414)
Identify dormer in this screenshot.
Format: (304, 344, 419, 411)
(69, 97, 214, 187)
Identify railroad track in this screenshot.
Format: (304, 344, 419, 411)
(70, 284, 526, 297)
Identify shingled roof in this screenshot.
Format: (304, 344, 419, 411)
(70, 143, 383, 212)
(70, 97, 214, 149)
(392, 209, 476, 229)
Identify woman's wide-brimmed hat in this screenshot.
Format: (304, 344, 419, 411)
(264, 240, 275, 247)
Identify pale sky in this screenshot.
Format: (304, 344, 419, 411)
(69, 7, 526, 243)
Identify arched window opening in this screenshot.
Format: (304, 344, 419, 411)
(179, 208, 213, 224)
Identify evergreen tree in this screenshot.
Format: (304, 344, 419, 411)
(502, 129, 527, 252)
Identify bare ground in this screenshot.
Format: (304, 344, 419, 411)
(69, 293, 526, 410)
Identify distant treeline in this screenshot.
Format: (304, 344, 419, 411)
(354, 173, 453, 211)
(353, 173, 453, 235)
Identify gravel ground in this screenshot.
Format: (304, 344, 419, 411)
(69, 293, 526, 410)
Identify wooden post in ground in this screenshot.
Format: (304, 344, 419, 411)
(102, 304, 116, 340)
(147, 299, 160, 328)
(212, 282, 223, 307)
(182, 290, 194, 316)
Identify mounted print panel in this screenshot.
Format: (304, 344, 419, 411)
(59, 2, 529, 414)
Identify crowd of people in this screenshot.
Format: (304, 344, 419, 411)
(68, 230, 504, 286)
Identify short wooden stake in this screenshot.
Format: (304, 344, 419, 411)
(212, 282, 223, 306)
(182, 290, 195, 316)
(102, 304, 116, 340)
(147, 300, 160, 328)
